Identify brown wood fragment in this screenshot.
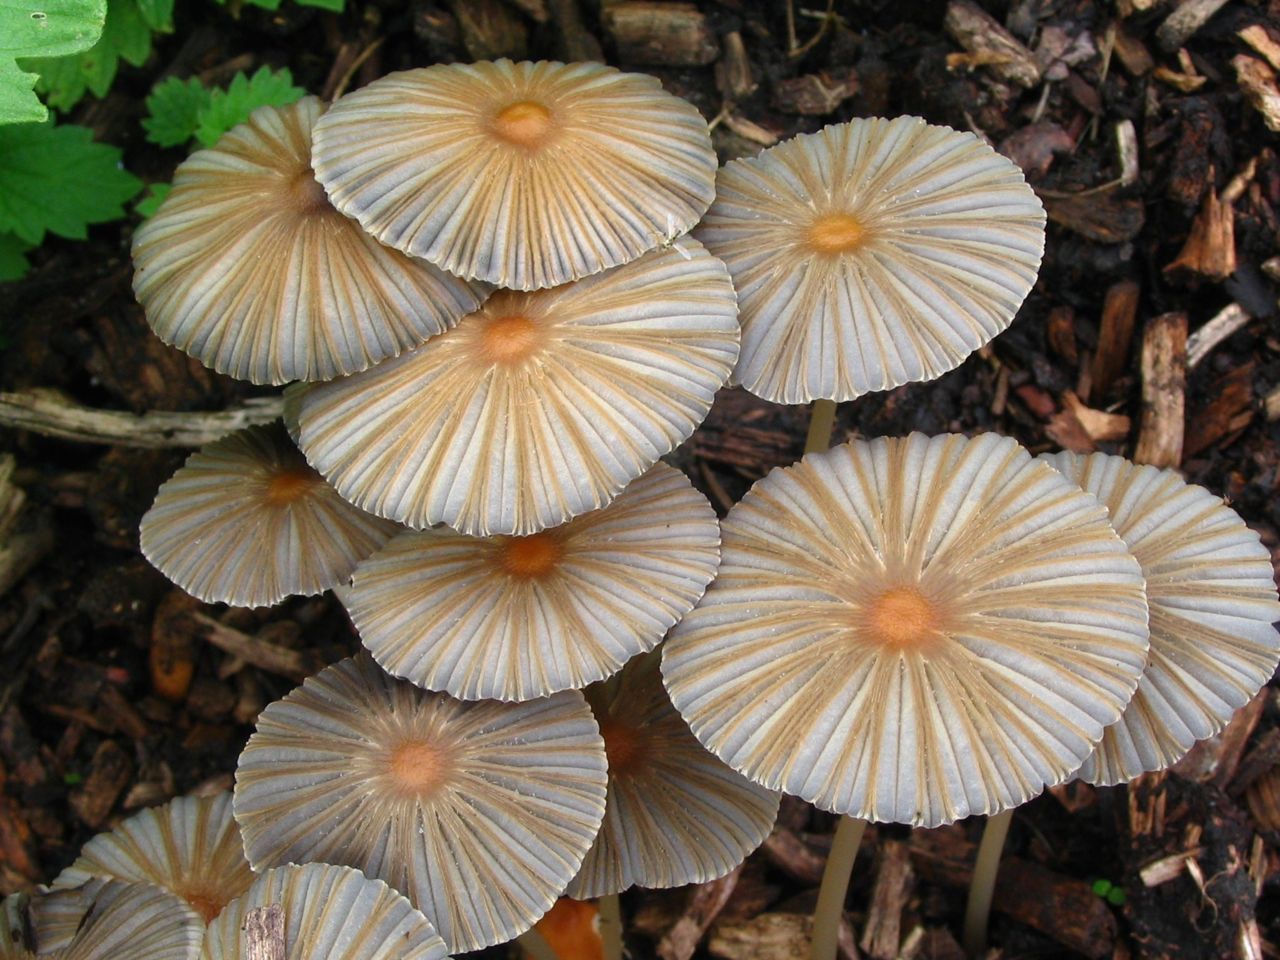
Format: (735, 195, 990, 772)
(192, 614, 324, 683)
(1185, 362, 1254, 456)
(1156, 0, 1230, 51)
(658, 867, 743, 960)
(1187, 303, 1252, 368)
(1139, 847, 1205, 886)
(150, 590, 200, 703)
(716, 31, 757, 101)
(603, 2, 719, 67)
(0, 456, 52, 602)
(1154, 62, 1207, 91)
(860, 841, 913, 960)
(0, 763, 40, 887)
(761, 827, 827, 887)
(448, 0, 528, 60)
(1112, 24, 1154, 74)
(772, 70, 859, 115)
(1047, 391, 1132, 452)
(998, 123, 1074, 179)
(505, 0, 549, 21)
(245, 903, 285, 960)
(1042, 190, 1145, 243)
(1172, 688, 1268, 786)
(1164, 184, 1237, 282)
(900, 927, 964, 960)
(1133, 311, 1187, 468)
(1240, 24, 1280, 71)
(1229, 729, 1280, 799)
(1245, 768, 1280, 831)
(708, 912, 858, 960)
(69, 740, 133, 829)
(944, 0, 1041, 88)
(547, 0, 602, 62)
(1234, 55, 1280, 133)
(1089, 280, 1141, 402)
(1127, 771, 1168, 838)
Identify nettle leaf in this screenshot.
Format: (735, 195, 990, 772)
(134, 181, 171, 218)
(142, 75, 209, 147)
(0, 0, 105, 124)
(134, 0, 171, 31)
(0, 120, 141, 245)
(0, 231, 34, 281)
(194, 66, 304, 147)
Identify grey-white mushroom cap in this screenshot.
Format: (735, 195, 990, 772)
(663, 432, 1150, 827)
(696, 116, 1046, 404)
(1042, 451, 1280, 786)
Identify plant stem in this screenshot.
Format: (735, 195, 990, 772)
(517, 927, 560, 960)
(599, 893, 623, 960)
(804, 398, 838, 455)
(809, 815, 866, 960)
(962, 808, 1013, 957)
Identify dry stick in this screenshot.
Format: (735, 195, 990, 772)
(809, 816, 866, 960)
(599, 893, 623, 960)
(517, 927, 560, 960)
(961, 807, 1013, 956)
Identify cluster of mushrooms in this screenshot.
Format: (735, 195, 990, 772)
(6, 57, 1277, 960)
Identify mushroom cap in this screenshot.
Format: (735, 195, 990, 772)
(140, 422, 399, 607)
(132, 96, 487, 385)
(19, 881, 202, 960)
(312, 60, 717, 290)
(50, 791, 252, 925)
(1041, 451, 1280, 786)
(566, 652, 780, 899)
(202, 863, 448, 960)
(233, 654, 607, 953)
(695, 116, 1046, 404)
(344, 462, 722, 701)
(662, 432, 1150, 827)
(292, 240, 739, 536)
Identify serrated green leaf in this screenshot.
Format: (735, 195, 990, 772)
(0, 231, 33, 281)
(0, 0, 105, 123)
(142, 75, 209, 146)
(20, 0, 155, 112)
(194, 66, 304, 147)
(134, 181, 170, 218)
(295, 0, 344, 11)
(0, 120, 141, 244)
(134, 0, 171, 31)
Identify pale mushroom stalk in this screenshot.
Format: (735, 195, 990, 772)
(803, 399, 838, 455)
(598, 895, 623, 960)
(961, 807, 1012, 956)
(809, 816, 866, 960)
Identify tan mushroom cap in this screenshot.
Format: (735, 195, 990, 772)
(132, 96, 487, 386)
(202, 863, 448, 960)
(695, 116, 1046, 404)
(13, 881, 202, 960)
(345, 463, 721, 701)
(662, 432, 1150, 828)
(1041, 451, 1280, 786)
(312, 60, 717, 290)
(233, 654, 607, 953)
(566, 651, 779, 899)
(140, 422, 398, 607)
(292, 240, 739, 536)
(51, 791, 252, 926)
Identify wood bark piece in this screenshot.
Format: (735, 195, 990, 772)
(716, 31, 757, 100)
(708, 912, 858, 960)
(1156, 0, 1230, 51)
(761, 827, 827, 886)
(1042, 190, 1145, 243)
(1239, 24, 1280, 71)
(0, 389, 284, 449)
(69, 740, 133, 829)
(1133, 311, 1187, 468)
(1164, 185, 1237, 282)
(1187, 303, 1252, 368)
(1234, 55, 1280, 133)
(859, 841, 913, 960)
(245, 903, 286, 960)
(1112, 24, 1154, 75)
(1089, 280, 1141, 401)
(548, 0, 603, 62)
(0, 456, 53, 601)
(192, 614, 324, 683)
(603, 2, 718, 66)
(1184, 361, 1254, 456)
(448, 0, 528, 60)
(944, 0, 1041, 88)
(658, 867, 742, 960)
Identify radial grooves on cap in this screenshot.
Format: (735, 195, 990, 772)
(132, 97, 486, 385)
(312, 60, 718, 290)
(294, 241, 739, 536)
(203, 863, 447, 960)
(696, 116, 1046, 404)
(234, 655, 607, 953)
(51, 792, 251, 927)
(346, 463, 722, 701)
(662, 433, 1150, 828)
(1042, 451, 1280, 786)
(54, 881, 203, 960)
(567, 653, 779, 899)
(140, 423, 398, 608)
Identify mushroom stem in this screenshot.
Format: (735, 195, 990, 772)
(518, 926, 562, 960)
(809, 815, 866, 960)
(962, 808, 1013, 957)
(598, 893, 623, 960)
(804, 399, 838, 455)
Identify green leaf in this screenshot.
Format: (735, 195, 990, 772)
(0, 120, 141, 244)
(134, 181, 170, 218)
(1090, 879, 1111, 897)
(0, 231, 33, 281)
(20, 0, 157, 112)
(142, 75, 209, 146)
(194, 66, 304, 147)
(1105, 887, 1126, 907)
(295, 0, 343, 10)
(134, 0, 171, 31)
(0, 0, 105, 123)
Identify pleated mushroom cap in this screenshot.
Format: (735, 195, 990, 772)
(312, 60, 717, 290)
(132, 96, 487, 385)
(1042, 451, 1280, 786)
(292, 241, 739, 536)
(15, 881, 202, 960)
(51, 791, 252, 925)
(140, 422, 398, 607)
(345, 463, 721, 701)
(662, 433, 1151, 828)
(202, 863, 448, 960)
(233, 654, 608, 953)
(695, 116, 1046, 404)
(566, 652, 779, 899)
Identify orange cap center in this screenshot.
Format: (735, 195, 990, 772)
(482, 314, 542, 365)
(388, 740, 450, 796)
(498, 532, 563, 578)
(862, 586, 946, 653)
(265, 468, 318, 505)
(493, 100, 554, 149)
(599, 719, 648, 777)
(807, 213, 866, 254)
(181, 889, 227, 924)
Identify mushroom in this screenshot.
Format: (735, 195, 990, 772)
(343, 462, 722, 701)
(233, 653, 608, 953)
(132, 97, 487, 386)
(140, 422, 398, 607)
(311, 59, 718, 290)
(290, 240, 739, 537)
(203, 863, 448, 960)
